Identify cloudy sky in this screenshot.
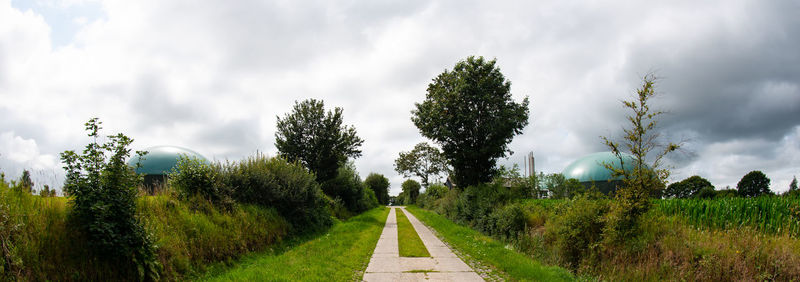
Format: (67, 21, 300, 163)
(1, 0, 798, 196)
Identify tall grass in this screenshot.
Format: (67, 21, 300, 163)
(655, 196, 800, 237)
(0, 181, 290, 281)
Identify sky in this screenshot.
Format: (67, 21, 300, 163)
(1, 0, 798, 196)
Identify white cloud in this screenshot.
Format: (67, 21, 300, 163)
(0, 0, 798, 196)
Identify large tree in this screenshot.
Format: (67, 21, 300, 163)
(364, 173, 390, 205)
(394, 142, 448, 188)
(665, 175, 714, 199)
(601, 75, 680, 242)
(401, 179, 421, 205)
(412, 56, 529, 188)
(737, 170, 772, 197)
(275, 99, 364, 184)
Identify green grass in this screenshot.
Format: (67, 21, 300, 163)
(397, 208, 430, 257)
(405, 205, 574, 281)
(198, 206, 389, 281)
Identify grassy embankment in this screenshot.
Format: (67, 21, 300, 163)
(405, 205, 575, 281)
(396, 208, 430, 257)
(198, 207, 389, 281)
(515, 197, 800, 280)
(0, 185, 290, 281)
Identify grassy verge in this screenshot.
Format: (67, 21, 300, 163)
(397, 208, 430, 257)
(198, 206, 389, 281)
(405, 205, 574, 281)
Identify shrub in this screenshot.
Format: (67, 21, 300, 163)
(224, 155, 331, 231)
(168, 156, 233, 211)
(60, 118, 159, 280)
(363, 173, 390, 205)
(322, 162, 377, 213)
(545, 195, 608, 270)
(417, 184, 448, 209)
(489, 203, 526, 241)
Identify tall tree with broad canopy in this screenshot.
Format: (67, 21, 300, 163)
(737, 170, 772, 197)
(412, 56, 529, 188)
(275, 99, 364, 184)
(394, 142, 449, 188)
(364, 173, 390, 205)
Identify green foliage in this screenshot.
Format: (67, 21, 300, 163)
(168, 156, 234, 211)
(545, 195, 608, 270)
(59, 118, 159, 280)
(224, 154, 332, 232)
(417, 183, 449, 208)
(655, 196, 800, 237)
(0, 181, 290, 281)
(323, 162, 377, 213)
(543, 173, 585, 199)
(393, 142, 449, 187)
(275, 99, 364, 184)
(400, 179, 421, 204)
(737, 170, 772, 197)
(665, 175, 714, 199)
(15, 170, 33, 194)
(790, 176, 798, 192)
(363, 173, 390, 205)
(600, 75, 679, 244)
(412, 56, 529, 187)
(39, 184, 56, 197)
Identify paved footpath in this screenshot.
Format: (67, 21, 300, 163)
(363, 207, 483, 281)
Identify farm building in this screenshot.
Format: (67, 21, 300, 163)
(127, 145, 208, 193)
(561, 151, 641, 195)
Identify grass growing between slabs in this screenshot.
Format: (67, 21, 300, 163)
(197, 207, 389, 281)
(405, 205, 574, 281)
(397, 208, 431, 257)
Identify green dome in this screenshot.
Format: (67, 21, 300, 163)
(562, 152, 638, 183)
(128, 146, 208, 175)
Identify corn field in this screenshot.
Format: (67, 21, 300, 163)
(655, 196, 800, 237)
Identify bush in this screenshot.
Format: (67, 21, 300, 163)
(322, 162, 377, 213)
(169, 156, 234, 211)
(224, 155, 332, 232)
(60, 118, 159, 280)
(417, 184, 448, 209)
(545, 195, 608, 270)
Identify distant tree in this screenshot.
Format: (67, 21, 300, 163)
(737, 170, 772, 197)
(790, 176, 798, 192)
(394, 142, 449, 188)
(364, 173, 390, 205)
(600, 75, 680, 243)
(39, 184, 56, 197)
(412, 56, 529, 188)
(401, 179, 421, 204)
(545, 173, 585, 199)
(17, 170, 33, 193)
(665, 175, 714, 199)
(275, 99, 364, 184)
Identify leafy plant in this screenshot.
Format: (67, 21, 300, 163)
(168, 156, 234, 211)
(737, 170, 772, 197)
(60, 118, 159, 280)
(600, 75, 680, 244)
(224, 154, 332, 232)
(275, 99, 363, 184)
(412, 56, 529, 187)
(394, 142, 449, 188)
(363, 173, 390, 205)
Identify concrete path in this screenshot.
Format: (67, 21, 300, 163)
(363, 207, 483, 281)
